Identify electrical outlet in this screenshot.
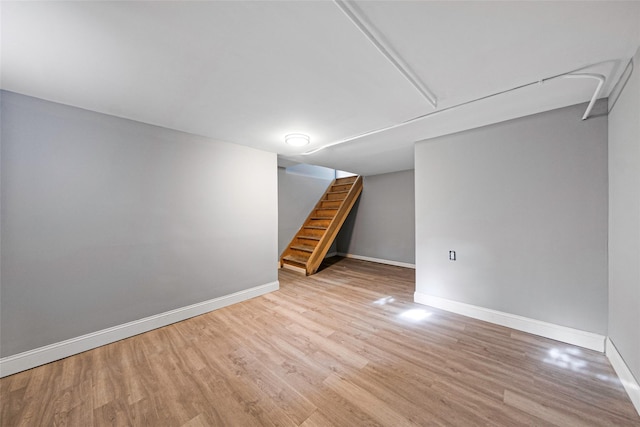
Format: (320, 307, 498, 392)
(449, 251, 456, 261)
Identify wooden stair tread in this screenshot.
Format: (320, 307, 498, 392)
(310, 216, 334, 220)
(282, 255, 308, 266)
(327, 190, 349, 194)
(290, 245, 314, 253)
(304, 225, 327, 230)
(298, 235, 321, 240)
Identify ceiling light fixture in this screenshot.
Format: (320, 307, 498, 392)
(285, 133, 310, 147)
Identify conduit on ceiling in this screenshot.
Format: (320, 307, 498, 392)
(302, 63, 610, 156)
(562, 73, 606, 120)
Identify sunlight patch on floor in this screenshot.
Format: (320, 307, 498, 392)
(373, 296, 395, 305)
(399, 308, 432, 322)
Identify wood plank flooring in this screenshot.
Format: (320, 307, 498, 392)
(1, 257, 638, 426)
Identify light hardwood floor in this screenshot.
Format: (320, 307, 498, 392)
(1, 257, 638, 426)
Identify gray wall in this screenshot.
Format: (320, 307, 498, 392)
(1, 91, 278, 357)
(278, 167, 332, 256)
(337, 169, 415, 265)
(415, 101, 608, 335)
(608, 48, 640, 380)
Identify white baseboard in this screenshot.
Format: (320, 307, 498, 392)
(606, 338, 640, 416)
(414, 292, 605, 352)
(0, 281, 279, 378)
(337, 252, 416, 269)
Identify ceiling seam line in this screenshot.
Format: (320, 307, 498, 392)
(607, 58, 634, 114)
(333, 0, 437, 109)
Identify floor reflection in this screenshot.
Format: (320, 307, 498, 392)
(373, 296, 395, 305)
(544, 347, 588, 371)
(399, 308, 432, 322)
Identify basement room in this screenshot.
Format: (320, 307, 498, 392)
(1, 1, 639, 425)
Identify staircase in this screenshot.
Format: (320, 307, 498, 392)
(280, 175, 363, 276)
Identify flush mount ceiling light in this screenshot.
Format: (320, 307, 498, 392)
(285, 133, 310, 147)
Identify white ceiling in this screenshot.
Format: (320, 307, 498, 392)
(3, 1, 640, 176)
